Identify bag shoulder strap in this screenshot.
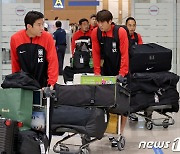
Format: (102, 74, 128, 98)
(134, 32, 138, 44)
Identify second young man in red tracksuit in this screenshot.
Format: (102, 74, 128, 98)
(91, 10, 129, 148)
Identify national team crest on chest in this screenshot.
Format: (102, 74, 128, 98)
(38, 49, 44, 63)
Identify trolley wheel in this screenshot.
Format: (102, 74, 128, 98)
(81, 135, 90, 148)
(146, 121, 153, 130)
(117, 135, 126, 151)
(162, 119, 169, 129)
(80, 147, 90, 154)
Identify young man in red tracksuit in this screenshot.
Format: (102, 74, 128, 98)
(89, 14, 97, 32)
(91, 10, 129, 148)
(10, 11, 58, 89)
(10, 11, 58, 143)
(126, 17, 143, 121)
(71, 18, 91, 55)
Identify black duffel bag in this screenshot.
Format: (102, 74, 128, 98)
(129, 72, 179, 94)
(17, 130, 49, 154)
(130, 43, 172, 73)
(130, 88, 179, 113)
(54, 83, 130, 115)
(52, 105, 109, 139)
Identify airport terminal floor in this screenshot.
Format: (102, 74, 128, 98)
(46, 54, 180, 154)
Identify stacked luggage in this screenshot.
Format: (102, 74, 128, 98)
(129, 43, 179, 129)
(51, 81, 130, 153)
(63, 36, 93, 83)
(0, 72, 50, 154)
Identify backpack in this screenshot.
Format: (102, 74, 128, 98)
(73, 36, 92, 69)
(130, 32, 138, 46)
(97, 25, 131, 56)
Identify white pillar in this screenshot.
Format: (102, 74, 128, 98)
(96, 0, 103, 12)
(40, 0, 44, 14)
(122, 0, 129, 24)
(108, 0, 119, 24)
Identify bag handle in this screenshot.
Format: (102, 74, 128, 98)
(90, 86, 96, 105)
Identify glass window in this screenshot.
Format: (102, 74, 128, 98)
(2, 0, 40, 3)
(157, 0, 171, 3)
(134, 0, 150, 3)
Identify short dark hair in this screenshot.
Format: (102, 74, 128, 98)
(126, 17, 136, 25)
(55, 21, 62, 28)
(96, 10, 113, 22)
(24, 11, 44, 29)
(90, 14, 96, 19)
(79, 18, 89, 25)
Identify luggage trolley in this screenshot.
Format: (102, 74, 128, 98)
(51, 106, 109, 154)
(33, 87, 56, 154)
(33, 86, 107, 153)
(130, 105, 175, 130)
(51, 76, 130, 153)
(52, 127, 99, 154)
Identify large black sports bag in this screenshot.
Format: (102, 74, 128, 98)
(130, 43, 172, 73)
(54, 83, 130, 115)
(52, 105, 109, 139)
(130, 88, 179, 113)
(129, 72, 179, 113)
(129, 72, 179, 94)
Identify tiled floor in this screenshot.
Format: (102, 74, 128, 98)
(2, 54, 180, 154)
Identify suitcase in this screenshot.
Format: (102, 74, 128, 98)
(130, 43, 172, 73)
(0, 118, 19, 154)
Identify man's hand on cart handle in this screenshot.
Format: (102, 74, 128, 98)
(42, 86, 56, 98)
(116, 75, 127, 84)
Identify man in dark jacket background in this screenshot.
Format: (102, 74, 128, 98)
(53, 20, 67, 75)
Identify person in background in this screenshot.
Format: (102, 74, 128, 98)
(71, 18, 91, 55)
(89, 14, 97, 31)
(53, 20, 67, 75)
(44, 22, 49, 31)
(126, 17, 143, 121)
(126, 17, 143, 46)
(91, 10, 129, 148)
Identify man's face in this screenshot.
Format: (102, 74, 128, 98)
(90, 17, 97, 27)
(97, 20, 112, 32)
(126, 19, 136, 36)
(80, 21, 89, 32)
(27, 18, 44, 37)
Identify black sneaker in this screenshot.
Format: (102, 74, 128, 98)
(109, 137, 115, 142)
(111, 139, 118, 147)
(129, 113, 138, 121)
